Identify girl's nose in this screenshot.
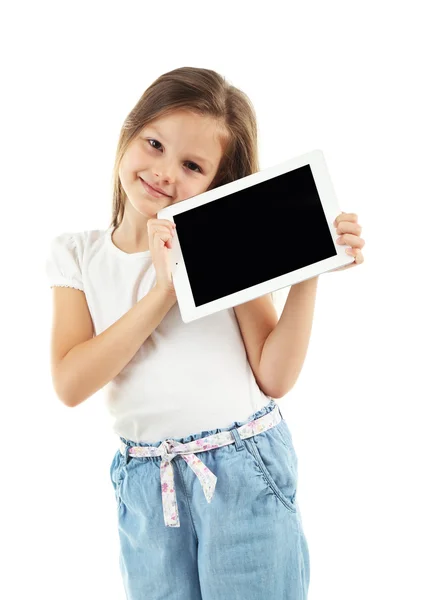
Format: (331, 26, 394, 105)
(154, 161, 177, 184)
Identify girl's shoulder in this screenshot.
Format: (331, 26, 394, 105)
(48, 227, 108, 252)
(46, 228, 108, 290)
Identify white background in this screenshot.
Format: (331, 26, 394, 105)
(2, 1, 435, 598)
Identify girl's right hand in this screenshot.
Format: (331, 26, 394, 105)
(147, 218, 177, 296)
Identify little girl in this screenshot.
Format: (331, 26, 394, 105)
(46, 66, 311, 600)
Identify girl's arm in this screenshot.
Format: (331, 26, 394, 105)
(259, 277, 319, 398)
(52, 285, 177, 408)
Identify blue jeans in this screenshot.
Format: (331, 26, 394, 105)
(109, 398, 310, 599)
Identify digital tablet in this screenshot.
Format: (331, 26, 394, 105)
(157, 149, 353, 323)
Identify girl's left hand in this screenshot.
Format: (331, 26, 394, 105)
(332, 212, 365, 271)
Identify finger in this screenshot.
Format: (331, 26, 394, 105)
(333, 212, 344, 227)
(334, 213, 358, 227)
(152, 230, 173, 244)
(338, 233, 365, 248)
(346, 248, 364, 263)
(148, 219, 176, 230)
(152, 225, 175, 236)
(336, 221, 362, 236)
(354, 248, 364, 263)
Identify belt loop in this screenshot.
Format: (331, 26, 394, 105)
(231, 427, 245, 451)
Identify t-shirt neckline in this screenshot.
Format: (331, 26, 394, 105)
(105, 225, 152, 259)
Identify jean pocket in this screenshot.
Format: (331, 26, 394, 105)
(245, 423, 298, 514)
(275, 420, 299, 476)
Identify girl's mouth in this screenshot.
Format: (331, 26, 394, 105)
(140, 178, 170, 198)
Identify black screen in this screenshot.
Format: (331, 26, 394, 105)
(173, 164, 336, 307)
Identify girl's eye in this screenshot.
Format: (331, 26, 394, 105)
(185, 161, 202, 173)
(148, 139, 162, 151)
(147, 139, 202, 174)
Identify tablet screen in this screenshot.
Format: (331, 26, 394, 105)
(173, 164, 336, 307)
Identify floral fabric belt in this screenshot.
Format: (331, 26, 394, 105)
(119, 404, 282, 527)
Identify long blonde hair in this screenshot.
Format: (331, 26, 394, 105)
(109, 66, 286, 313)
(109, 66, 259, 229)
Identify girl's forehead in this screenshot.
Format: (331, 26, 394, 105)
(145, 110, 223, 135)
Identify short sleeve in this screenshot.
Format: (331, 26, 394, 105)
(45, 232, 84, 291)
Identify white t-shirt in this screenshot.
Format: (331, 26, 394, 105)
(45, 225, 275, 443)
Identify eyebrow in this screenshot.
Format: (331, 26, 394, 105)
(147, 127, 213, 168)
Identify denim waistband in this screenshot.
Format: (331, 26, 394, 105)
(119, 400, 283, 528)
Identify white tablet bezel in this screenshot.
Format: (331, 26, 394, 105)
(158, 149, 353, 323)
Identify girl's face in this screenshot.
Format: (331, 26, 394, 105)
(119, 109, 226, 214)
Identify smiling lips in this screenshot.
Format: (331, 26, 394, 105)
(140, 178, 171, 198)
